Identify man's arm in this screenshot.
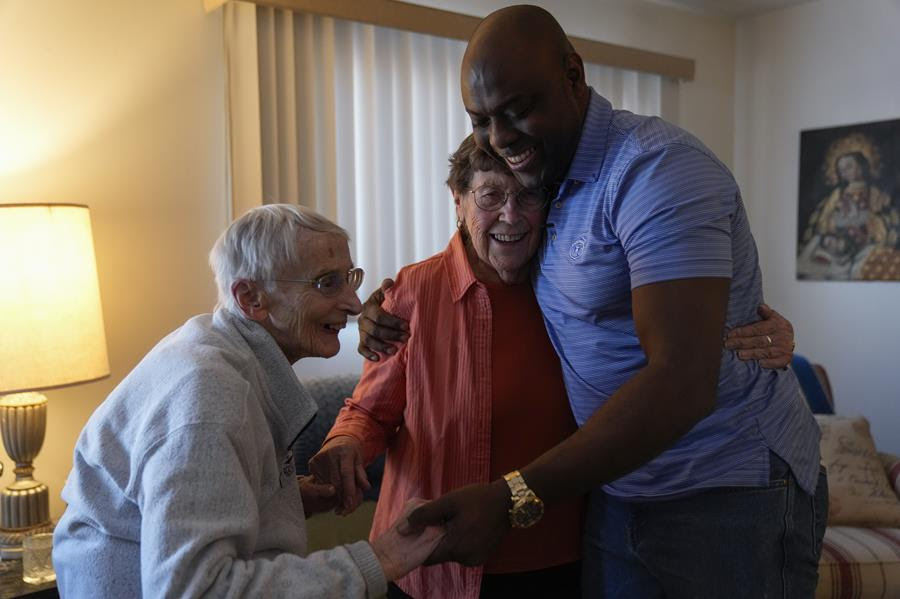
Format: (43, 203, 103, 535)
(522, 277, 728, 500)
(403, 277, 730, 565)
(359, 282, 795, 368)
(357, 279, 407, 361)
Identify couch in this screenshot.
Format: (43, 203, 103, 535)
(793, 356, 900, 599)
(292, 364, 900, 598)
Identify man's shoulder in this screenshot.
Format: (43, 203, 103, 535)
(608, 110, 710, 161)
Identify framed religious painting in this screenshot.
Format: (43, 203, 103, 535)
(797, 118, 900, 281)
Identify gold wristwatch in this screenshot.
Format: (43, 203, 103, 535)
(503, 470, 544, 528)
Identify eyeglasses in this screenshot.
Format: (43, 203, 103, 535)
(275, 267, 364, 297)
(469, 184, 548, 212)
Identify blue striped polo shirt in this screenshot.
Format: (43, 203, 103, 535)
(534, 89, 820, 498)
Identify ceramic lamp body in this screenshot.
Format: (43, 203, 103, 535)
(0, 393, 52, 558)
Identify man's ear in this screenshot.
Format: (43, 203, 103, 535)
(563, 51, 587, 93)
(232, 279, 269, 322)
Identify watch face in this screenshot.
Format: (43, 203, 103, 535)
(510, 497, 544, 528)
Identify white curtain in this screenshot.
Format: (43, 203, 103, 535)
(225, 2, 666, 295)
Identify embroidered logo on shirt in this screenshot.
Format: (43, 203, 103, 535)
(569, 235, 587, 261)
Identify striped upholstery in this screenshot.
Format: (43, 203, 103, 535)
(817, 527, 900, 599)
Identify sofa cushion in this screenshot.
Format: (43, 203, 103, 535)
(817, 526, 900, 599)
(816, 415, 900, 527)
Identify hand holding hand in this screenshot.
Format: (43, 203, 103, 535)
(724, 303, 795, 369)
(399, 480, 510, 567)
(297, 475, 337, 517)
(308, 436, 370, 515)
(371, 498, 446, 581)
(357, 278, 410, 362)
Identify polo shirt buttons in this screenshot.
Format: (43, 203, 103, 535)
(551, 233, 557, 241)
(555, 201, 562, 209)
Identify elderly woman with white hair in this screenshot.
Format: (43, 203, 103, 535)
(53, 204, 442, 599)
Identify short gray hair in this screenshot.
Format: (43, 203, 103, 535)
(209, 204, 349, 314)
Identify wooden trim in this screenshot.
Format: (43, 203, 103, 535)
(211, 0, 695, 80)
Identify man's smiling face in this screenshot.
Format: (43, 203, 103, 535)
(462, 42, 586, 190)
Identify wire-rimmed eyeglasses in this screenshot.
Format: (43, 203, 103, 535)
(275, 267, 364, 297)
(469, 184, 549, 212)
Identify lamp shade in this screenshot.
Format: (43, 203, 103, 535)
(0, 204, 109, 394)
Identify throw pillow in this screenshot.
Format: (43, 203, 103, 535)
(880, 452, 900, 499)
(816, 415, 900, 527)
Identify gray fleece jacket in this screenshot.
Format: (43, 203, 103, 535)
(53, 309, 385, 598)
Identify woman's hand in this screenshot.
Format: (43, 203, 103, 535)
(297, 475, 337, 517)
(308, 435, 370, 516)
(725, 304, 795, 369)
(371, 498, 446, 581)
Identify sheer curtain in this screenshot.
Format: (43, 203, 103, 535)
(226, 2, 666, 295)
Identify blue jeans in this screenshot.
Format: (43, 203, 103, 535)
(583, 454, 828, 598)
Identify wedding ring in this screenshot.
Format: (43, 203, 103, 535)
(766, 335, 773, 346)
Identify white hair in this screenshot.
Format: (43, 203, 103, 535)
(209, 204, 349, 315)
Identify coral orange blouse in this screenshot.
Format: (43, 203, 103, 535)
(326, 233, 583, 599)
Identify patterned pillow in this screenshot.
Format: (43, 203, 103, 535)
(816, 415, 900, 527)
(880, 452, 900, 499)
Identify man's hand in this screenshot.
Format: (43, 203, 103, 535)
(357, 278, 409, 361)
(371, 498, 446, 581)
(297, 475, 338, 517)
(724, 304, 795, 369)
(308, 436, 370, 516)
(399, 480, 510, 567)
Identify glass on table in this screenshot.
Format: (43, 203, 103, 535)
(22, 532, 56, 585)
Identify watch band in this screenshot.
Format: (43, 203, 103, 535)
(503, 470, 544, 528)
(504, 470, 530, 497)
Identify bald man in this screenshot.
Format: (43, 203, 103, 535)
(397, 5, 827, 598)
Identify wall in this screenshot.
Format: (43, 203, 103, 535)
(0, 1, 228, 518)
(411, 0, 737, 165)
(735, 0, 900, 453)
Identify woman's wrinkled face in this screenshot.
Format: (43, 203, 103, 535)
(266, 232, 363, 362)
(456, 169, 546, 285)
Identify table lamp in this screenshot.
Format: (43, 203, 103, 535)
(0, 204, 109, 558)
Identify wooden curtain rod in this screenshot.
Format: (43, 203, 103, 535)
(207, 0, 695, 80)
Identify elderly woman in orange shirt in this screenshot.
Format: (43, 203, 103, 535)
(310, 135, 794, 599)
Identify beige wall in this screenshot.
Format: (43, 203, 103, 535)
(734, 0, 900, 454)
(410, 0, 737, 165)
(0, 0, 228, 518)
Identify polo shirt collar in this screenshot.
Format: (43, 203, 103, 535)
(565, 88, 611, 183)
(443, 231, 479, 303)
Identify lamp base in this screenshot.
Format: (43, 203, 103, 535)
(0, 480, 53, 559)
(0, 393, 52, 558)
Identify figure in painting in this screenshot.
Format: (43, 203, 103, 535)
(798, 132, 900, 280)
